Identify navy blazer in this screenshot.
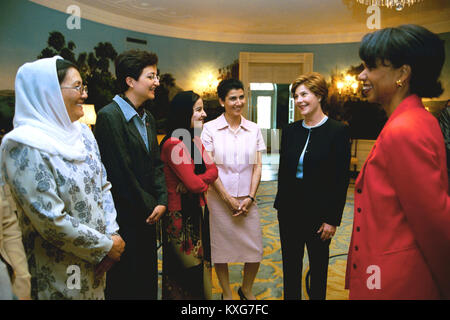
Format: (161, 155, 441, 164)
(274, 118, 351, 227)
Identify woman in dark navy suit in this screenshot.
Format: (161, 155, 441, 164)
(275, 72, 351, 300)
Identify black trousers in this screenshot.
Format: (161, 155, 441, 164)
(278, 215, 331, 300)
(105, 222, 158, 300)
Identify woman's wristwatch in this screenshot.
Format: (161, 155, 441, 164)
(247, 195, 255, 202)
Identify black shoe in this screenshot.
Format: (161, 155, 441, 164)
(238, 287, 248, 300)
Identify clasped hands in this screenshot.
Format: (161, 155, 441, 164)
(226, 195, 253, 217)
(95, 234, 125, 277)
(176, 181, 252, 216)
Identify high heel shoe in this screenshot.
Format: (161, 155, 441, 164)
(238, 287, 248, 300)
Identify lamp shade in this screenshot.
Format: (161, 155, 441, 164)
(79, 104, 96, 125)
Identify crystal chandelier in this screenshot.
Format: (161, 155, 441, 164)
(356, 0, 423, 11)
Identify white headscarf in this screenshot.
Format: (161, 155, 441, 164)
(1, 56, 87, 172)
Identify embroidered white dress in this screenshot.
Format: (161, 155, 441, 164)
(1, 125, 118, 300)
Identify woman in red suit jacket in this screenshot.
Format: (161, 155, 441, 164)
(345, 25, 450, 299)
(160, 91, 218, 299)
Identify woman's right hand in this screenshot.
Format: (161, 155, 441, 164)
(107, 234, 125, 261)
(226, 196, 242, 216)
(94, 256, 116, 278)
(211, 175, 243, 216)
(176, 182, 188, 194)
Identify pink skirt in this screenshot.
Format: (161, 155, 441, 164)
(207, 188, 263, 264)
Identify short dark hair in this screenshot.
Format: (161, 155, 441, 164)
(56, 59, 79, 84)
(359, 24, 445, 98)
(291, 72, 328, 106)
(217, 78, 244, 101)
(115, 50, 158, 93)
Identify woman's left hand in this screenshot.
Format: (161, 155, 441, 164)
(317, 223, 336, 241)
(234, 197, 253, 217)
(146, 205, 167, 224)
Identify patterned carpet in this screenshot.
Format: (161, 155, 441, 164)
(158, 180, 354, 300)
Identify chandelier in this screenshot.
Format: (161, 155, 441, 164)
(356, 0, 423, 10)
(335, 74, 359, 96)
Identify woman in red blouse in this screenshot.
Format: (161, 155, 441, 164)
(160, 91, 218, 299)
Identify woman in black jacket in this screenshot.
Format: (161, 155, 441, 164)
(438, 101, 450, 190)
(274, 72, 351, 300)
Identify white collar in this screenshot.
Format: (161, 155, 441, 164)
(302, 116, 328, 129)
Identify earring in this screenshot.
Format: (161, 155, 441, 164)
(396, 79, 403, 88)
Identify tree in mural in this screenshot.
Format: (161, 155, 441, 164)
(218, 59, 239, 81)
(0, 91, 15, 141)
(38, 31, 77, 62)
(38, 31, 183, 126)
(38, 31, 118, 111)
(80, 42, 118, 112)
(144, 72, 183, 134)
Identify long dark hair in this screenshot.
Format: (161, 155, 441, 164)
(359, 24, 445, 98)
(161, 91, 205, 175)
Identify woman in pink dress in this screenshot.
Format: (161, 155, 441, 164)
(201, 79, 265, 300)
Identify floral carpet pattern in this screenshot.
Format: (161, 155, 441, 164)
(158, 181, 354, 300)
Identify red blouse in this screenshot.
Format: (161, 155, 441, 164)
(160, 136, 218, 212)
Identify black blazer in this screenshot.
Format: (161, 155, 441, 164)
(274, 118, 350, 227)
(94, 101, 168, 234)
(438, 106, 450, 189)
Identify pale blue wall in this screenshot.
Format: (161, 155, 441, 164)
(1, 0, 449, 99)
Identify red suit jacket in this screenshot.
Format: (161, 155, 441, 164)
(345, 95, 450, 299)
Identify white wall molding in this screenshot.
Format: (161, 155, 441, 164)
(31, 0, 450, 45)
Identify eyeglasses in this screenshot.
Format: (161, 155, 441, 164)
(148, 74, 160, 81)
(61, 84, 88, 94)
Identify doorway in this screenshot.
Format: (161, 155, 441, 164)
(239, 52, 313, 122)
(250, 83, 294, 130)
(250, 83, 276, 129)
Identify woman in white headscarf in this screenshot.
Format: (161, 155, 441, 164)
(0, 56, 125, 300)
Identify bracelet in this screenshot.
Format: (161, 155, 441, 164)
(247, 195, 255, 202)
